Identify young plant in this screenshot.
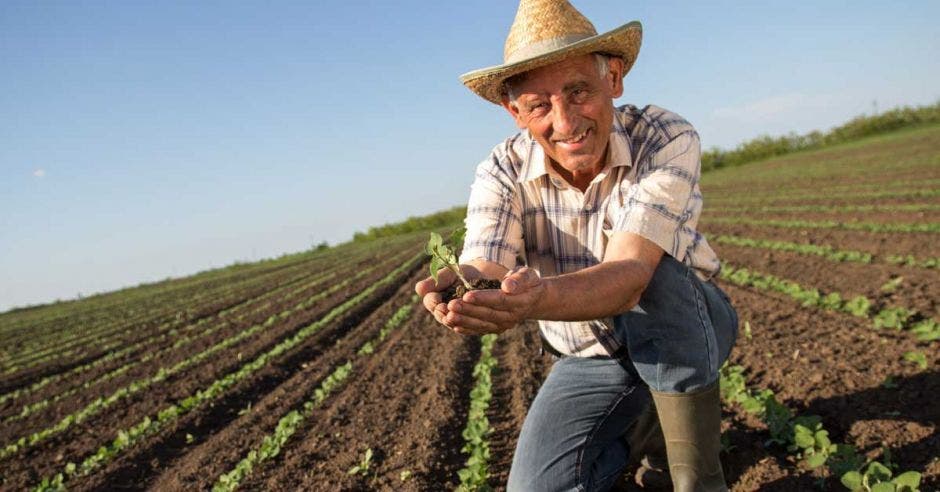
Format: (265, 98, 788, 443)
(426, 229, 473, 290)
(347, 448, 374, 476)
(426, 229, 502, 302)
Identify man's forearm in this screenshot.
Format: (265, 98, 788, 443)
(529, 259, 654, 322)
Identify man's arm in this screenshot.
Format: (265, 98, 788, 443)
(445, 232, 661, 335)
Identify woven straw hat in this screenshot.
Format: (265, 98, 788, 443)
(460, 0, 642, 105)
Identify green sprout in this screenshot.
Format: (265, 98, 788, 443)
(426, 229, 473, 290)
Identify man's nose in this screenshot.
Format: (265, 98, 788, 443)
(551, 100, 580, 136)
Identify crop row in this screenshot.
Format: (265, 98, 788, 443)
(0, 265, 339, 413)
(720, 364, 923, 491)
(0, 239, 385, 360)
(455, 333, 498, 492)
(31, 252, 424, 491)
(719, 265, 939, 343)
(0, 267, 345, 424)
(0, 243, 332, 342)
(712, 234, 940, 270)
(706, 177, 940, 200)
(710, 202, 940, 215)
(707, 187, 940, 206)
(0, 262, 290, 359)
(0, 260, 323, 374)
(707, 217, 940, 234)
(0, 248, 414, 461)
(212, 297, 419, 491)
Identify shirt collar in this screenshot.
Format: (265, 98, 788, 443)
(516, 111, 634, 184)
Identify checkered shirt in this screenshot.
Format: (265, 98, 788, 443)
(458, 104, 721, 357)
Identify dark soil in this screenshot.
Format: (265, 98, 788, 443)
(443, 278, 503, 303)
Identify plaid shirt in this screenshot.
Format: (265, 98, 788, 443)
(459, 104, 720, 357)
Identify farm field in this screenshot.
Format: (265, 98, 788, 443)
(1, 123, 938, 491)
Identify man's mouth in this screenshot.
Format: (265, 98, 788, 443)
(555, 128, 591, 147)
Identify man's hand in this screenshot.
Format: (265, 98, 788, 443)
(415, 263, 483, 327)
(445, 267, 544, 335)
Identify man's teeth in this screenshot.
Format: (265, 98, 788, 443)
(560, 130, 588, 143)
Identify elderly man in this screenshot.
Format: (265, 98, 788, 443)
(415, 1, 737, 491)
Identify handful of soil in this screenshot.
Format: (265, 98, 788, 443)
(442, 278, 502, 303)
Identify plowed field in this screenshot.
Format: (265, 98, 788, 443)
(1, 124, 937, 491)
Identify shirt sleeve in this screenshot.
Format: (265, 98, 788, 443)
(458, 154, 524, 270)
(611, 131, 700, 260)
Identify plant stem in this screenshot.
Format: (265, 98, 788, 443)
(448, 264, 473, 290)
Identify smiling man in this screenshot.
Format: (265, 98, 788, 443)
(415, 1, 737, 491)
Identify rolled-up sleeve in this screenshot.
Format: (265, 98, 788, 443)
(612, 131, 700, 259)
(458, 155, 524, 270)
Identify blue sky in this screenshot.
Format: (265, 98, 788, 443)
(2, 1, 938, 311)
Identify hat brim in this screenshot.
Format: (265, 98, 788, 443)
(460, 21, 642, 105)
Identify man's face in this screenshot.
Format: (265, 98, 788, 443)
(502, 54, 624, 177)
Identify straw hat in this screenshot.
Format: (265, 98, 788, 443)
(460, 0, 642, 105)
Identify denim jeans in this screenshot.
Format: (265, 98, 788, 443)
(615, 255, 738, 393)
(507, 256, 737, 491)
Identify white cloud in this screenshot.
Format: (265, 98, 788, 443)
(711, 92, 842, 122)
(33, 168, 46, 178)
(702, 91, 871, 148)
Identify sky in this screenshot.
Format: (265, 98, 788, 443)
(2, 1, 939, 312)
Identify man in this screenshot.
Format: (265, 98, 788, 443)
(415, 1, 737, 490)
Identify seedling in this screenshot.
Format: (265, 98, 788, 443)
(903, 351, 928, 370)
(427, 229, 473, 290)
(347, 448, 373, 476)
(426, 229, 502, 302)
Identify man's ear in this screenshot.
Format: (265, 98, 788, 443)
(500, 95, 527, 129)
(607, 56, 625, 98)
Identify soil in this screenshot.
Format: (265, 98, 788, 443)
(443, 278, 503, 303)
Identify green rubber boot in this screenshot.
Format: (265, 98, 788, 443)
(650, 382, 728, 492)
(626, 403, 672, 489)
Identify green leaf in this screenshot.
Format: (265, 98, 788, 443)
(892, 471, 921, 490)
(866, 461, 893, 482)
(841, 471, 863, 491)
(805, 452, 827, 469)
(871, 483, 896, 492)
(903, 351, 928, 370)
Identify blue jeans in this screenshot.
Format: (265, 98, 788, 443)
(507, 256, 737, 491)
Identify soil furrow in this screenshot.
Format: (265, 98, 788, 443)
(484, 322, 552, 489)
(713, 244, 940, 318)
(74, 267, 426, 491)
(236, 309, 479, 491)
(0, 254, 420, 489)
(701, 222, 937, 259)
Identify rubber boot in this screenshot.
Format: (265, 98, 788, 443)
(626, 404, 672, 489)
(650, 382, 727, 492)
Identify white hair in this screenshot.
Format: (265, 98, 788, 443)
(502, 53, 611, 106)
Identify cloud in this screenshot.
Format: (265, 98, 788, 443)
(711, 93, 841, 122)
(33, 168, 46, 178)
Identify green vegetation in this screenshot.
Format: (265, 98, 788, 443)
(427, 228, 472, 289)
(713, 235, 873, 264)
(701, 101, 940, 172)
(456, 333, 498, 492)
(720, 364, 922, 491)
(346, 448, 374, 476)
(708, 217, 940, 234)
(720, 265, 936, 339)
(353, 206, 466, 242)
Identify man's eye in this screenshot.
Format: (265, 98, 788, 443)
(528, 103, 549, 113)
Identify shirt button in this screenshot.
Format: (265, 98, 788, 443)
(551, 178, 562, 187)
